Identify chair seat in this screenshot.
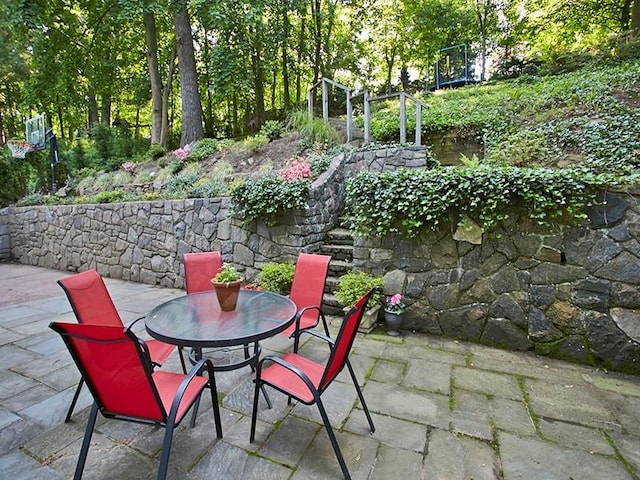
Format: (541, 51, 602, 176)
(152, 371, 209, 423)
(280, 310, 319, 338)
(148, 339, 176, 365)
(261, 353, 324, 403)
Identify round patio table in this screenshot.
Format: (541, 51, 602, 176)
(145, 289, 296, 362)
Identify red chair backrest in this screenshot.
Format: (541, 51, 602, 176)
(319, 288, 375, 391)
(58, 270, 123, 327)
(289, 253, 331, 324)
(50, 322, 166, 421)
(184, 251, 223, 294)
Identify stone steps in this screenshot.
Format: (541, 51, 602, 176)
(321, 225, 355, 316)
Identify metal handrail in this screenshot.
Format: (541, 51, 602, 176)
(308, 79, 428, 145)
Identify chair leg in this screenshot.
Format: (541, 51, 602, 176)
(65, 378, 84, 423)
(346, 360, 375, 433)
(177, 346, 187, 374)
(208, 367, 223, 439)
(73, 402, 99, 480)
(157, 417, 176, 480)
(316, 397, 352, 480)
(249, 376, 262, 443)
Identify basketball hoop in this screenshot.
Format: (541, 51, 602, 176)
(7, 140, 35, 159)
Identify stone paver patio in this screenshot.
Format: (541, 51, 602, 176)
(1, 263, 640, 479)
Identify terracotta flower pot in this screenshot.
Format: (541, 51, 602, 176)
(211, 279, 243, 311)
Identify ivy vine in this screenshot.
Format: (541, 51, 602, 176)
(230, 176, 310, 225)
(344, 166, 632, 238)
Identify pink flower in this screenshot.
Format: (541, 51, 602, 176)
(278, 158, 312, 181)
(173, 144, 191, 160)
(385, 293, 406, 314)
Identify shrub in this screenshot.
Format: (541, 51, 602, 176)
(258, 262, 295, 294)
(147, 143, 166, 160)
(241, 134, 269, 152)
(287, 110, 342, 147)
(230, 175, 310, 225)
(261, 120, 284, 141)
(334, 271, 383, 307)
(190, 138, 219, 161)
(93, 189, 127, 203)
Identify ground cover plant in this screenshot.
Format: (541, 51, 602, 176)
(345, 58, 640, 237)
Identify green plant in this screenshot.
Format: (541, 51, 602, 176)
(241, 134, 269, 152)
(261, 120, 284, 141)
(189, 138, 219, 161)
(257, 262, 295, 294)
(334, 271, 383, 308)
(230, 175, 310, 225)
(93, 189, 127, 203)
(212, 264, 242, 284)
(344, 165, 628, 238)
(287, 110, 341, 147)
(147, 143, 166, 160)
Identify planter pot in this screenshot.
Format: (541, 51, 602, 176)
(211, 279, 243, 311)
(384, 310, 404, 336)
(358, 304, 381, 333)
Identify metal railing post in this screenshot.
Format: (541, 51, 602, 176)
(346, 89, 353, 143)
(308, 89, 313, 117)
(399, 93, 406, 144)
(322, 80, 329, 122)
(415, 102, 422, 146)
(364, 91, 371, 144)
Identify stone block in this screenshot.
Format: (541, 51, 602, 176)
(481, 317, 533, 350)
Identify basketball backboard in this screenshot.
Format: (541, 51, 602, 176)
(26, 114, 46, 150)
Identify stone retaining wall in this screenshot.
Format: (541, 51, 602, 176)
(4, 145, 640, 373)
(352, 196, 640, 374)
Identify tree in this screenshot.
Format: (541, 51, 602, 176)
(172, 0, 203, 145)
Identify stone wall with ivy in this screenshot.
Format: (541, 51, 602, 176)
(352, 192, 640, 374)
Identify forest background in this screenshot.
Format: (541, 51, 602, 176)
(1, 0, 639, 151)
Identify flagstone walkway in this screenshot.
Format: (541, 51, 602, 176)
(1, 263, 640, 479)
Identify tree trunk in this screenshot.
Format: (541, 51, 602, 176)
(295, 15, 306, 105)
(144, 12, 163, 145)
(632, 0, 640, 34)
(173, 2, 204, 146)
(101, 95, 111, 127)
(88, 87, 99, 131)
(161, 43, 177, 148)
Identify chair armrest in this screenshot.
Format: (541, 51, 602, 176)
(290, 305, 322, 335)
(257, 355, 318, 400)
(167, 359, 214, 423)
(296, 328, 335, 347)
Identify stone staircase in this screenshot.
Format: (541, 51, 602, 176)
(320, 226, 355, 315)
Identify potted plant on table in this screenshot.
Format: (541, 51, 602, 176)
(383, 293, 406, 336)
(334, 271, 384, 332)
(211, 264, 244, 311)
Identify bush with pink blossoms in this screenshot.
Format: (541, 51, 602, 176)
(278, 158, 312, 181)
(173, 144, 191, 160)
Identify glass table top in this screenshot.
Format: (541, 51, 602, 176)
(145, 289, 297, 348)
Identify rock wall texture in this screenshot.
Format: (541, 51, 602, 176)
(2, 146, 640, 373)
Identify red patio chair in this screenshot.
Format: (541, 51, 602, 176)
(50, 321, 222, 480)
(58, 269, 181, 422)
(280, 252, 331, 353)
(250, 288, 377, 480)
(183, 251, 223, 294)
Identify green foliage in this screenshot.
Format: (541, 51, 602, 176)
(230, 176, 310, 225)
(213, 264, 242, 283)
(345, 166, 630, 238)
(189, 138, 219, 161)
(287, 110, 341, 148)
(92, 190, 127, 203)
(261, 120, 284, 141)
(257, 262, 295, 294)
(241, 134, 269, 153)
(334, 271, 383, 307)
(147, 143, 166, 160)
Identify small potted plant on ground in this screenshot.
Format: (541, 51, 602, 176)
(334, 271, 384, 332)
(211, 263, 244, 311)
(383, 293, 406, 336)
